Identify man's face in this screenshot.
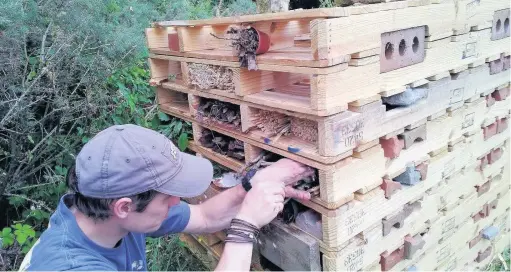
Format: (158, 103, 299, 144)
(120, 193, 180, 233)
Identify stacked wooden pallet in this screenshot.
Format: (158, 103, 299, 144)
(145, 1, 510, 270)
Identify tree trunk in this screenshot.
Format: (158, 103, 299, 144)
(257, 0, 290, 13)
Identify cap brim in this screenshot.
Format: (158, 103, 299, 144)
(155, 152, 213, 198)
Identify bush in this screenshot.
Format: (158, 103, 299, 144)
(0, 0, 259, 270)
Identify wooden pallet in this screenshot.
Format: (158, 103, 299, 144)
(146, 1, 508, 67)
(156, 64, 510, 168)
(148, 37, 509, 117)
(159, 84, 507, 219)
(326, 158, 510, 271)
(189, 121, 385, 210)
(175, 98, 511, 272)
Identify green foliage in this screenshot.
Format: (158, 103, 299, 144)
(1, 228, 15, 248)
(487, 247, 510, 271)
(146, 235, 206, 271)
(220, 0, 257, 16)
(1, 224, 37, 254)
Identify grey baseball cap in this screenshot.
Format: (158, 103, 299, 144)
(74, 124, 213, 198)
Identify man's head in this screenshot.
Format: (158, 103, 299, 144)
(67, 124, 213, 232)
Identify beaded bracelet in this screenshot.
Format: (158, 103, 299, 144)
(225, 218, 259, 244)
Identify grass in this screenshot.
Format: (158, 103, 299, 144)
(146, 235, 206, 271)
(487, 246, 510, 271)
(145, 239, 510, 271)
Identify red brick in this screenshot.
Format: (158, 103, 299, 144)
(483, 122, 498, 140)
(168, 33, 180, 51)
(415, 162, 428, 180)
(492, 87, 510, 101)
(488, 199, 498, 210)
(476, 181, 491, 196)
(469, 233, 482, 248)
(404, 234, 425, 259)
(488, 148, 503, 164)
(476, 247, 492, 263)
(486, 94, 496, 107)
(381, 178, 402, 198)
(380, 137, 405, 159)
(380, 246, 405, 271)
(497, 118, 508, 133)
(479, 156, 488, 171)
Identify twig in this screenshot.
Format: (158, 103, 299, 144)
(209, 33, 238, 41)
(3, 193, 52, 212)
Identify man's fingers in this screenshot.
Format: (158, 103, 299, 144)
(284, 186, 311, 201)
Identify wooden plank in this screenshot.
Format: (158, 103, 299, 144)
(258, 219, 321, 271)
(149, 52, 348, 75)
(312, 2, 455, 59)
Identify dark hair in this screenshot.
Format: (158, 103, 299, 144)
(66, 165, 158, 221)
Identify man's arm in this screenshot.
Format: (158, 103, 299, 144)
(183, 159, 313, 234)
(184, 184, 246, 233)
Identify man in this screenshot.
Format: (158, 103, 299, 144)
(19, 124, 313, 271)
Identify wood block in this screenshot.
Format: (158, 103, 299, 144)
(258, 219, 321, 271)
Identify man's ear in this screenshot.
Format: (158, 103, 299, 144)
(112, 198, 133, 219)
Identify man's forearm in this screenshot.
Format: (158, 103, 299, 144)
(215, 242, 253, 271)
(192, 184, 247, 233)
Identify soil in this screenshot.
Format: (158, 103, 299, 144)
(188, 63, 235, 91)
(197, 98, 241, 129)
(199, 129, 245, 161)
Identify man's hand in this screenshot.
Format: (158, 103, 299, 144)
(235, 180, 285, 228)
(250, 158, 314, 201)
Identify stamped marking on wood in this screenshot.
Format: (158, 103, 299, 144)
(465, 0, 480, 19)
(345, 209, 367, 236)
(435, 245, 453, 263)
(443, 158, 455, 179)
(449, 88, 464, 105)
(462, 42, 478, 59)
(462, 112, 475, 129)
(333, 119, 364, 149)
(344, 248, 365, 271)
(441, 217, 456, 236)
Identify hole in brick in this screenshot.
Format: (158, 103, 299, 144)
(412, 37, 419, 53)
(399, 39, 406, 56)
(199, 128, 245, 162)
(496, 19, 502, 32)
(385, 42, 394, 60)
(393, 222, 401, 228)
(505, 18, 509, 33)
(196, 98, 241, 131)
